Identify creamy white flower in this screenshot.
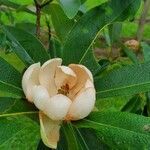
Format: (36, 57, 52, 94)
(22, 58, 95, 149)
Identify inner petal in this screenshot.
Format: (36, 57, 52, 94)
(55, 66, 77, 96)
(68, 64, 91, 99)
(39, 58, 62, 97)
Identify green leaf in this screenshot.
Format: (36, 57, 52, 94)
(0, 57, 23, 98)
(79, 47, 100, 75)
(49, 37, 62, 58)
(0, 51, 25, 73)
(96, 96, 131, 112)
(58, 0, 81, 19)
(43, 3, 75, 42)
(0, 83, 23, 98)
(63, 0, 141, 65)
(123, 47, 139, 64)
(0, 57, 21, 87)
(80, 0, 107, 13)
(0, 97, 37, 116)
(0, 0, 35, 15)
(74, 111, 150, 149)
(75, 128, 109, 150)
(95, 62, 150, 98)
(121, 94, 146, 113)
(0, 115, 40, 149)
(141, 42, 150, 63)
(108, 22, 122, 44)
(62, 122, 79, 150)
(2, 26, 49, 66)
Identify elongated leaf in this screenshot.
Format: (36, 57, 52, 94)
(44, 4, 75, 42)
(123, 47, 139, 64)
(74, 111, 150, 149)
(0, 51, 25, 73)
(62, 122, 79, 150)
(0, 0, 35, 14)
(80, 0, 107, 12)
(79, 47, 100, 75)
(2, 26, 49, 66)
(58, 0, 81, 19)
(0, 97, 37, 116)
(95, 62, 150, 98)
(0, 83, 23, 98)
(96, 96, 131, 112)
(0, 57, 21, 87)
(63, 0, 141, 65)
(121, 95, 146, 113)
(108, 22, 122, 44)
(141, 42, 150, 62)
(0, 115, 40, 149)
(0, 57, 23, 98)
(75, 128, 109, 150)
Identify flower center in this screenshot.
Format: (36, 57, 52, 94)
(58, 84, 69, 96)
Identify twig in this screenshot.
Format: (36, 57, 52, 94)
(34, 0, 41, 38)
(34, 0, 52, 38)
(45, 16, 51, 49)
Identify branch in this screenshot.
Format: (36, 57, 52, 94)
(40, 0, 53, 8)
(34, 0, 41, 38)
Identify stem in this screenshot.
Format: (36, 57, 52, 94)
(137, 0, 150, 41)
(34, 0, 53, 38)
(45, 16, 51, 49)
(34, 0, 41, 38)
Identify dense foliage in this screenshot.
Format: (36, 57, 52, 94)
(1, 0, 150, 149)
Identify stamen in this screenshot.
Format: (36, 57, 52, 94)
(58, 84, 69, 96)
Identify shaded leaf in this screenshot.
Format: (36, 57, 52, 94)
(62, 122, 79, 150)
(58, 0, 81, 19)
(2, 26, 49, 66)
(95, 62, 150, 98)
(141, 42, 150, 63)
(74, 111, 150, 149)
(0, 0, 35, 15)
(0, 115, 40, 149)
(43, 4, 75, 43)
(63, 0, 141, 65)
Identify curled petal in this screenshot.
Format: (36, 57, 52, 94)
(67, 88, 95, 120)
(85, 79, 94, 88)
(39, 112, 61, 149)
(77, 65, 93, 82)
(68, 64, 92, 99)
(32, 85, 50, 111)
(22, 63, 40, 102)
(39, 58, 62, 97)
(44, 94, 72, 120)
(55, 66, 77, 90)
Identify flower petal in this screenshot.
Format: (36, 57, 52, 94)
(68, 64, 92, 99)
(39, 58, 62, 97)
(44, 94, 72, 120)
(39, 112, 61, 149)
(22, 63, 40, 102)
(66, 88, 95, 120)
(32, 85, 50, 111)
(55, 66, 77, 90)
(77, 65, 93, 82)
(85, 79, 94, 88)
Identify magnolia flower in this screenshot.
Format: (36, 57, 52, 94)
(22, 58, 95, 149)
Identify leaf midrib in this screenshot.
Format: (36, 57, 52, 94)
(0, 81, 22, 91)
(80, 119, 150, 137)
(0, 111, 38, 118)
(76, 0, 135, 64)
(96, 80, 150, 95)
